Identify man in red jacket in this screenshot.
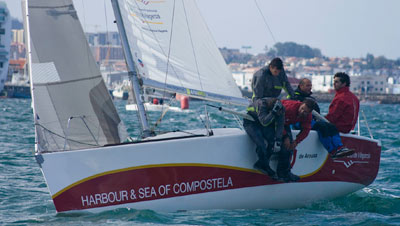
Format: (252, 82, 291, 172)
(326, 72, 360, 133)
(277, 99, 315, 182)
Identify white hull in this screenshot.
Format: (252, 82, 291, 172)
(36, 128, 381, 213)
(126, 103, 191, 112)
(112, 89, 128, 100)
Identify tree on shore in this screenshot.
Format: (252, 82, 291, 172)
(265, 42, 323, 58)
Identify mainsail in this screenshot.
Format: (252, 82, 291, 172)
(25, 0, 126, 152)
(113, 0, 248, 106)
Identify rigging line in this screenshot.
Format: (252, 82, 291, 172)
(196, 105, 212, 135)
(79, 0, 94, 80)
(35, 124, 99, 147)
(182, 0, 204, 91)
(155, 0, 177, 130)
(104, 0, 112, 76)
(254, 0, 277, 44)
(152, 96, 176, 133)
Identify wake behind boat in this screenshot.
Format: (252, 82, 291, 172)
(24, 0, 381, 213)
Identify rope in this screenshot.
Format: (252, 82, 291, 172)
(156, 0, 177, 130)
(182, 0, 204, 91)
(152, 96, 177, 133)
(361, 110, 374, 139)
(198, 106, 212, 135)
(36, 123, 99, 148)
(104, 0, 113, 76)
(254, 0, 277, 45)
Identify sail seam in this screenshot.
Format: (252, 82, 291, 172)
(33, 75, 102, 86)
(29, 4, 74, 9)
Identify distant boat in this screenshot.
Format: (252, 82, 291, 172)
(112, 82, 129, 100)
(25, 0, 381, 213)
(125, 102, 189, 112)
(0, 2, 11, 94)
(360, 99, 381, 106)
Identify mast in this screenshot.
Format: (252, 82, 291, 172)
(110, 0, 152, 138)
(23, 0, 39, 152)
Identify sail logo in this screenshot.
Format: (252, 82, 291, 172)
(138, 59, 144, 67)
(137, 0, 150, 5)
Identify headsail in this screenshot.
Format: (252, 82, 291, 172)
(24, 0, 126, 152)
(113, 0, 249, 106)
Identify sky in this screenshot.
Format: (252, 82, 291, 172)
(5, 0, 400, 60)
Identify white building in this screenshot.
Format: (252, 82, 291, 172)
(231, 67, 258, 92)
(302, 74, 334, 93)
(0, 2, 11, 93)
(350, 75, 387, 94)
(386, 77, 400, 94)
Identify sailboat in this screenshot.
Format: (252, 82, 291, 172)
(25, 0, 381, 213)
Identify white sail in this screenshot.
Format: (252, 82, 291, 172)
(25, 0, 126, 152)
(114, 0, 248, 106)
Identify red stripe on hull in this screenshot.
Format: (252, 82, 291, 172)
(301, 136, 381, 186)
(53, 166, 275, 212)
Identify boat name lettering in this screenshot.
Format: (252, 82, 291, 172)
(81, 190, 130, 207)
(299, 153, 318, 159)
(172, 177, 233, 194)
(79, 177, 233, 207)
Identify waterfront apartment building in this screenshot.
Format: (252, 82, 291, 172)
(351, 75, 387, 94)
(11, 29, 24, 43)
(0, 2, 11, 93)
(86, 32, 121, 46)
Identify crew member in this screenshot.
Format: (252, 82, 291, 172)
(244, 98, 284, 179)
(326, 72, 360, 133)
(252, 57, 295, 101)
(277, 99, 315, 182)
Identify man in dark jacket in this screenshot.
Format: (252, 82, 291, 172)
(244, 57, 294, 178)
(252, 57, 295, 101)
(291, 78, 320, 113)
(243, 98, 284, 179)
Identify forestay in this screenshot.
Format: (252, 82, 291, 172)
(114, 0, 248, 106)
(25, 0, 126, 152)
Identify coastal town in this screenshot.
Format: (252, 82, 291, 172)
(4, 19, 400, 103)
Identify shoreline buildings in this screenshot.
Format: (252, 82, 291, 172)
(0, 2, 11, 94)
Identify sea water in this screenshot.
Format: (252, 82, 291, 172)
(0, 98, 399, 225)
